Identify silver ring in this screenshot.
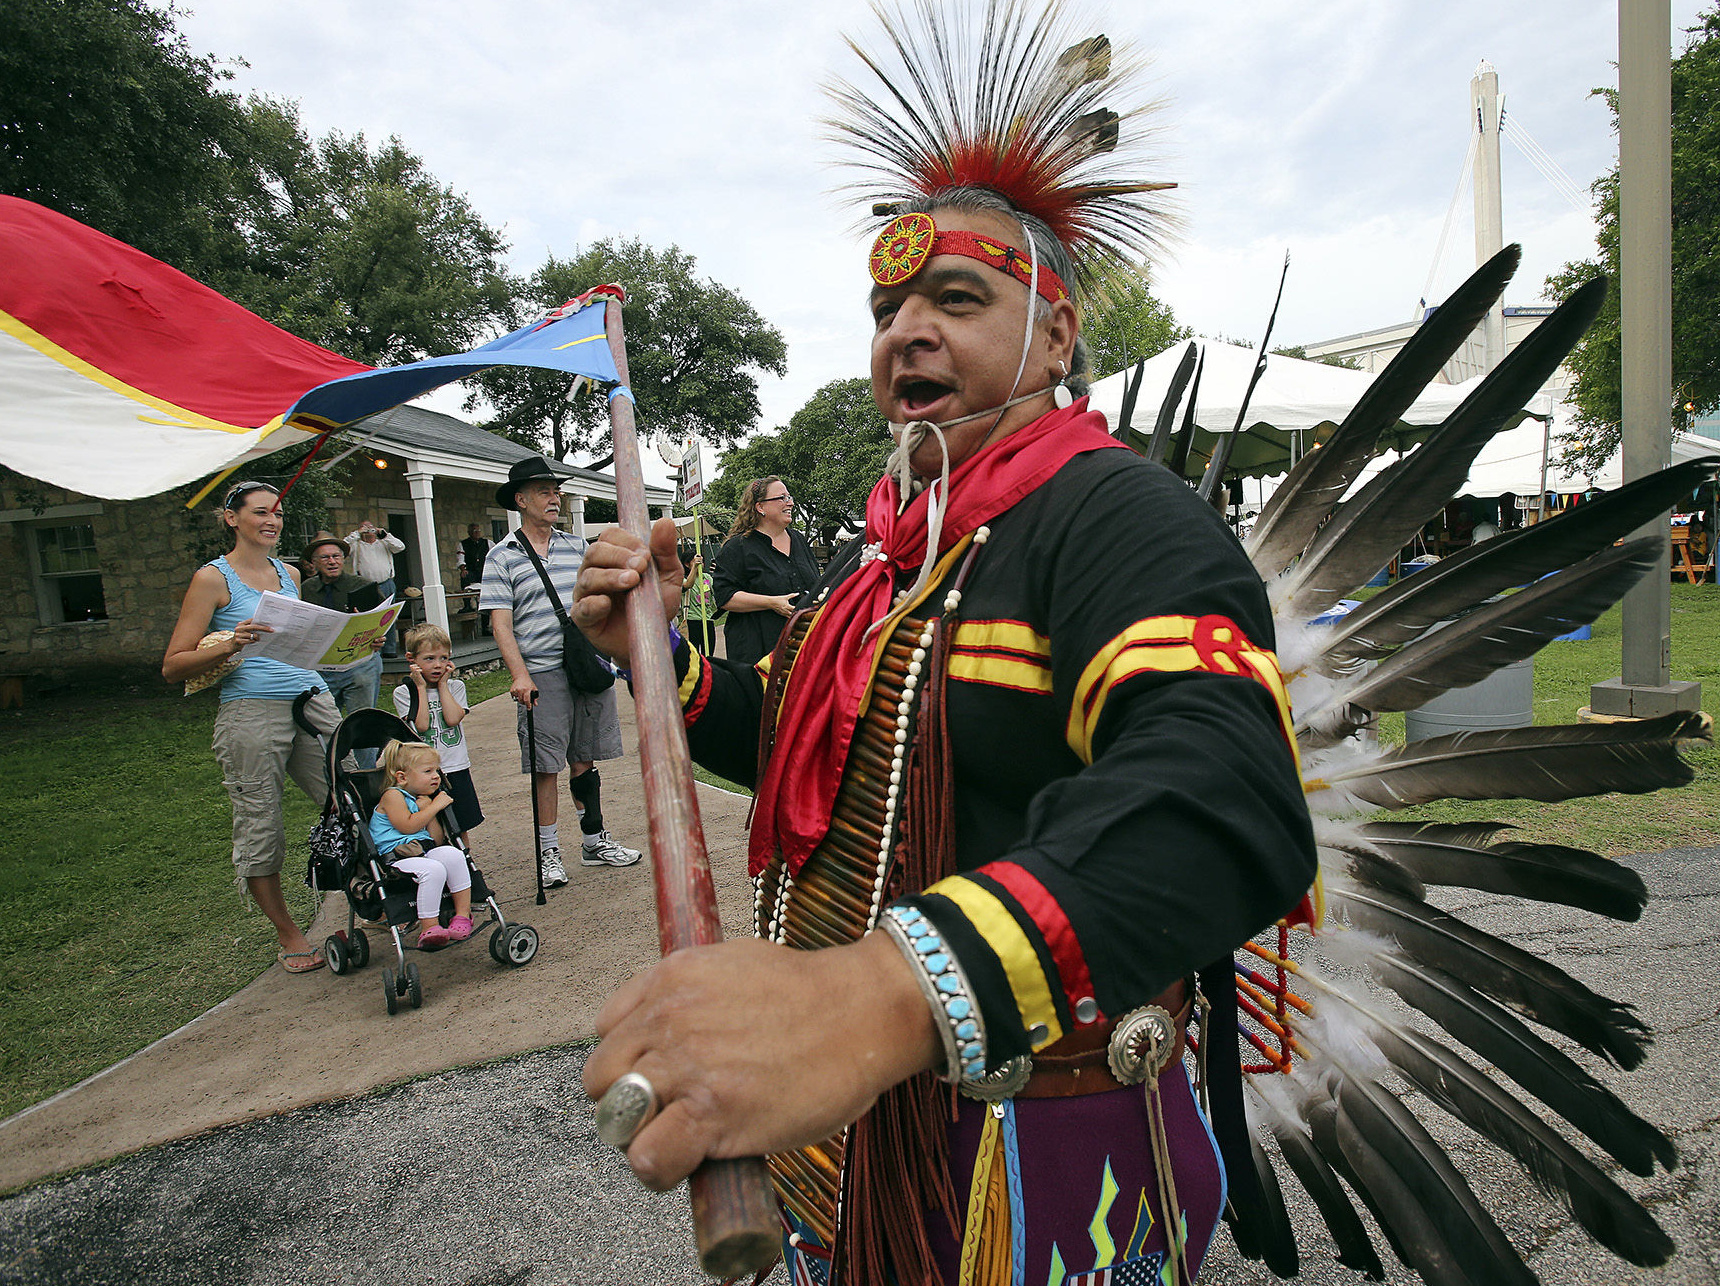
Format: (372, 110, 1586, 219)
(595, 1071, 659, 1148)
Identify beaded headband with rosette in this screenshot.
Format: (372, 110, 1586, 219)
(829, 0, 1178, 301)
(869, 212, 1072, 303)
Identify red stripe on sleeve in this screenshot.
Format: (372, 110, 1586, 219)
(976, 860, 1104, 1026)
(683, 650, 714, 725)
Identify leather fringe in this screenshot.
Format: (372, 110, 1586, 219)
(836, 612, 961, 1283)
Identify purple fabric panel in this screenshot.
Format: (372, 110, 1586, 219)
(930, 1068, 1225, 1286)
(778, 1067, 1224, 1285)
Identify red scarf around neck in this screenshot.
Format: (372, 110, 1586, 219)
(749, 399, 1126, 875)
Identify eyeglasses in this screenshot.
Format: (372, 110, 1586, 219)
(759, 491, 792, 504)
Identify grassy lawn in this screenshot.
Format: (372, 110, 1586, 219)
(0, 683, 324, 1121)
(1, 591, 1711, 1120)
(1371, 583, 1720, 854)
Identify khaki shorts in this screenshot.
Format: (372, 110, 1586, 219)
(517, 667, 623, 773)
(212, 691, 338, 879)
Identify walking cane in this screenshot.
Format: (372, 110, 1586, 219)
(525, 696, 545, 906)
(599, 298, 778, 1278)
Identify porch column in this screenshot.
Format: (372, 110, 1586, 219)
(406, 469, 449, 632)
(567, 494, 586, 539)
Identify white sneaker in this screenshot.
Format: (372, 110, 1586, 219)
(581, 831, 642, 867)
(539, 845, 568, 888)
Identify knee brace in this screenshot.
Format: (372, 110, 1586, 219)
(569, 767, 602, 833)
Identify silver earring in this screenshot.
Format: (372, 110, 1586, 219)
(1052, 359, 1073, 409)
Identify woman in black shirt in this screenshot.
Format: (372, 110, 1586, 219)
(712, 476, 820, 665)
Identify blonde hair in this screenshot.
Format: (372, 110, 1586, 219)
(404, 623, 452, 655)
(379, 739, 440, 783)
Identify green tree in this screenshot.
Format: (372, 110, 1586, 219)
(0, 3, 512, 370)
(1545, 6, 1720, 475)
(0, 0, 255, 275)
(474, 240, 788, 461)
(213, 99, 511, 366)
(1080, 268, 1192, 380)
(1272, 344, 1362, 370)
(706, 378, 892, 544)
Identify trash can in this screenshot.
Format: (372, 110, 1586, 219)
(1404, 608, 1533, 743)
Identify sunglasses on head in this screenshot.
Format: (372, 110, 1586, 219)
(221, 480, 278, 509)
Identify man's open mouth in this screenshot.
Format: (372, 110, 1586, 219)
(898, 379, 953, 417)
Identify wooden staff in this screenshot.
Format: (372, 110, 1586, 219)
(601, 298, 781, 1278)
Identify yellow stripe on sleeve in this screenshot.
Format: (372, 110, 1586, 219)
(928, 875, 1064, 1050)
(677, 644, 702, 708)
(1064, 615, 1297, 764)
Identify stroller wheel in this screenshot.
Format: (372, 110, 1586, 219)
(382, 966, 399, 1016)
(405, 962, 423, 1009)
(501, 924, 539, 967)
(324, 935, 349, 976)
(488, 925, 508, 965)
(348, 928, 370, 969)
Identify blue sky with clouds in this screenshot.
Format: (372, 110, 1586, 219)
(163, 0, 1710, 447)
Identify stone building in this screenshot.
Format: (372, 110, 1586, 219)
(0, 406, 671, 692)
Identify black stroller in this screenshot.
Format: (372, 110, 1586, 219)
(307, 707, 538, 1014)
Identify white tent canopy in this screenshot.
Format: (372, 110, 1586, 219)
(1086, 341, 1477, 479)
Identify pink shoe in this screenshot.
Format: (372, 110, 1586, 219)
(448, 915, 474, 942)
(418, 924, 453, 950)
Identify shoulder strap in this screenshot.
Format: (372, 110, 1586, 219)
(269, 557, 294, 591)
(513, 533, 572, 628)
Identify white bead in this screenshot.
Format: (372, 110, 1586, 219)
(890, 769, 902, 784)
(945, 590, 962, 607)
(974, 526, 990, 544)
(911, 648, 926, 662)
(887, 784, 899, 800)
(896, 714, 910, 730)
(891, 753, 904, 770)
(907, 661, 922, 677)
(894, 729, 907, 744)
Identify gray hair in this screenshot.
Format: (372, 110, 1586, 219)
(901, 186, 1091, 397)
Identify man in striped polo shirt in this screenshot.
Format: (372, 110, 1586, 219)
(480, 456, 640, 886)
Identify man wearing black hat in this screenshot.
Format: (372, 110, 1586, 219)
(479, 457, 640, 887)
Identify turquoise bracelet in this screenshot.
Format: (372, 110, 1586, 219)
(879, 905, 987, 1083)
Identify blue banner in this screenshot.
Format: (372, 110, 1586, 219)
(282, 295, 622, 430)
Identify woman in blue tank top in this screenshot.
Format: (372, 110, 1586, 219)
(162, 481, 341, 975)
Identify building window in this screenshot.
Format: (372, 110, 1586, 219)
(33, 522, 107, 623)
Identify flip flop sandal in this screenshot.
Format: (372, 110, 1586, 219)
(278, 949, 325, 974)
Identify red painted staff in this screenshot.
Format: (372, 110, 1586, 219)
(597, 298, 780, 1278)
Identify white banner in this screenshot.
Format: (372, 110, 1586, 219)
(680, 441, 704, 507)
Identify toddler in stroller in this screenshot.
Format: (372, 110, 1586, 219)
(311, 707, 537, 1014)
(371, 739, 473, 950)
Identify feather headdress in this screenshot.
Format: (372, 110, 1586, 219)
(824, 0, 1178, 296)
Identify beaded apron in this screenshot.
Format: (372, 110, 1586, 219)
(751, 598, 946, 1248)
